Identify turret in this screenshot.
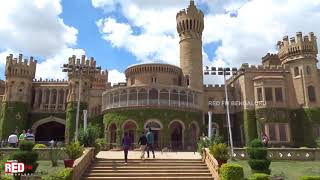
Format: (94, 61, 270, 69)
(277, 32, 318, 64)
(176, 0, 204, 91)
(4, 54, 37, 103)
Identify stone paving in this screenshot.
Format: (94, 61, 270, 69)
(96, 150, 202, 159)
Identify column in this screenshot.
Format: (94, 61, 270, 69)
(186, 91, 189, 107)
(41, 89, 45, 110)
(56, 89, 59, 110)
(48, 89, 52, 110)
(178, 91, 181, 107)
(63, 89, 67, 109)
(208, 111, 212, 138)
(118, 92, 120, 107)
(136, 89, 139, 105)
(33, 88, 39, 108)
(158, 89, 160, 105)
(168, 90, 171, 106)
(127, 90, 129, 106)
(147, 88, 150, 105)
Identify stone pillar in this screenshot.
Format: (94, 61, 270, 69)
(169, 89, 171, 105)
(178, 91, 181, 107)
(208, 111, 212, 138)
(147, 88, 150, 105)
(127, 90, 129, 106)
(158, 89, 160, 105)
(41, 89, 45, 109)
(33, 88, 39, 108)
(63, 89, 67, 110)
(48, 89, 52, 110)
(136, 89, 139, 105)
(186, 91, 189, 107)
(56, 89, 59, 110)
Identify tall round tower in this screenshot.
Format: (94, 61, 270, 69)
(176, 0, 204, 91)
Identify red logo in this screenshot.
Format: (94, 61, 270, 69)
(4, 161, 33, 174)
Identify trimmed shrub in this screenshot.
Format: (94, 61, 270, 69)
(247, 148, 268, 159)
(94, 138, 106, 155)
(249, 139, 264, 148)
(79, 123, 101, 147)
(209, 143, 229, 161)
(34, 144, 47, 148)
(248, 173, 270, 180)
(65, 141, 84, 160)
(247, 139, 271, 174)
(300, 176, 320, 180)
(50, 168, 73, 180)
(19, 141, 34, 151)
(198, 135, 224, 155)
(220, 163, 244, 180)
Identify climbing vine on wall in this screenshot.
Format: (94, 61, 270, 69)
(65, 102, 88, 143)
(0, 102, 28, 139)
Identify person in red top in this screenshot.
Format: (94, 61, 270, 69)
(262, 132, 269, 147)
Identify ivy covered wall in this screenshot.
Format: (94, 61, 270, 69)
(103, 108, 203, 149)
(242, 107, 320, 147)
(0, 102, 28, 139)
(65, 102, 88, 143)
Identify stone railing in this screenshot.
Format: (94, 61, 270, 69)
(72, 148, 95, 180)
(202, 148, 220, 180)
(233, 148, 320, 161)
(0, 148, 67, 160)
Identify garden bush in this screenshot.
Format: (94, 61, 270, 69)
(220, 163, 244, 180)
(247, 139, 271, 174)
(49, 168, 73, 180)
(33, 144, 47, 148)
(197, 135, 224, 154)
(94, 138, 106, 155)
(300, 176, 320, 180)
(209, 143, 229, 162)
(10, 141, 39, 176)
(49, 147, 59, 167)
(248, 173, 270, 180)
(79, 124, 102, 147)
(65, 141, 84, 160)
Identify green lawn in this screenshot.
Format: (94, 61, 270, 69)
(36, 160, 65, 179)
(231, 160, 320, 180)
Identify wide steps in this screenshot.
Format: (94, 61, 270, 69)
(82, 159, 214, 180)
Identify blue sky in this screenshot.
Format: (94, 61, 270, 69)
(0, 0, 319, 84)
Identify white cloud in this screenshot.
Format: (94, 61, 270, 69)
(35, 48, 85, 80)
(108, 69, 126, 85)
(0, 0, 78, 57)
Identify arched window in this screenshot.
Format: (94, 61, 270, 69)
(308, 86, 316, 102)
(306, 66, 311, 75)
(294, 67, 299, 77)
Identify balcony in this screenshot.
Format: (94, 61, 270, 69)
(102, 85, 202, 111)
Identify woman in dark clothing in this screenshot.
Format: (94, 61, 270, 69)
(122, 132, 131, 164)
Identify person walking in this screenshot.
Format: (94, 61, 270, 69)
(138, 131, 148, 159)
(146, 128, 155, 158)
(122, 132, 131, 164)
(25, 129, 35, 142)
(262, 132, 269, 147)
(8, 132, 18, 148)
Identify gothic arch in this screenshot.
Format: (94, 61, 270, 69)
(32, 116, 65, 134)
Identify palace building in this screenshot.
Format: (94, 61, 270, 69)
(0, 1, 320, 148)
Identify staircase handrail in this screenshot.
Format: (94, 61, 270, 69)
(202, 148, 220, 180)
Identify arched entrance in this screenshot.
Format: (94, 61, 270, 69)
(123, 120, 137, 145)
(169, 120, 184, 150)
(35, 122, 65, 141)
(32, 116, 65, 141)
(109, 123, 117, 149)
(144, 120, 162, 149)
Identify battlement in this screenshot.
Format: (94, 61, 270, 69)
(239, 63, 286, 72)
(5, 54, 37, 79)
(33, 78, 67, 83)
(68, 55, 97, 67)
(176, 0, 204, 36)
(203, 84, 225, 89)
(277, 32, 318, 62)
(94, 70, 108, 82)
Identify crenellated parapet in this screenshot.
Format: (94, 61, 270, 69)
(32, 78, 67, 83)
(66, 55, 98, 79)
(5, 54, 37, 79)
(239, 63, 288, 72)
(94, 70, 108, 82)
(176, 0, 204, 39)
(277, 32, 318, 63)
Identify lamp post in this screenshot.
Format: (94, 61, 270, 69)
(62, 62, 101, 142)
(204, 66, 238, 158)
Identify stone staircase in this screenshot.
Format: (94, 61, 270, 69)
(81, 158, 214, 180)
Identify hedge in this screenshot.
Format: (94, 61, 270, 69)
(300, 176, 320, 180)
(248, 173, 270, 180)
(219, 163, 244, 180)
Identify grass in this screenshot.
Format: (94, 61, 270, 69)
(231, 160, 320, 180)
(36, 160, 65, 179)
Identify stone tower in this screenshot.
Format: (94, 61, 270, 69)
(277, 32, 319, 107)
(176, 0, 204, 91)
(65, 55, 98, 143)
(0, 54, 36, 139)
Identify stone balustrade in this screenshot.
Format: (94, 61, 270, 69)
(72, 148, 95, 180)
(0, 148, 68, 160)
(202, 148, 220, 180)
(233, 148, 320, 161)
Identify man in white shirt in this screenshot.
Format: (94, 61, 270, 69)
(8, 132, 18, 148)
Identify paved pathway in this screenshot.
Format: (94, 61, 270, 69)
(96, 150, 202, 159)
